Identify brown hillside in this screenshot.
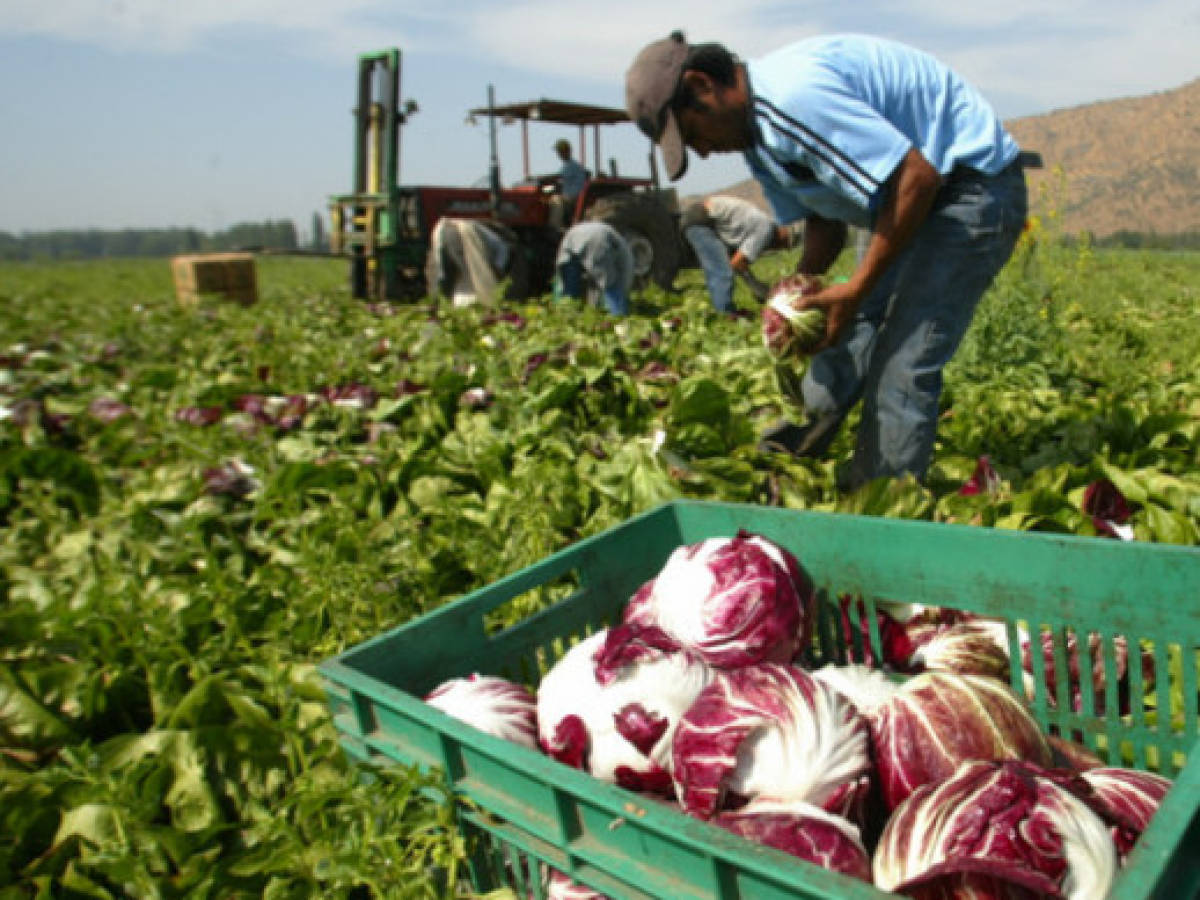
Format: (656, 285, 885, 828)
(706, 78, 1200, 238)
(1007, 78, 1200, 237)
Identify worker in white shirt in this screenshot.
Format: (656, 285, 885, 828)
(680, 195, 795, 312)
(426, 217, 517, 306)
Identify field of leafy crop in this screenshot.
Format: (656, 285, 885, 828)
(1, 235, 1199, 897)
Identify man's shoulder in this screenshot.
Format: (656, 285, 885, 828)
(748, 41, 841, 126)
(755, 33, 901, 65)
(706, 195, 763, 218)
(751, 34, 914, 101)
(752, 34, 845, 75)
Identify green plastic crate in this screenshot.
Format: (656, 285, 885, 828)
(319, 500, 1200, 899)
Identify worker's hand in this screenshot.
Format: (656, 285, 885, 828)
(791, 275, 865, 352)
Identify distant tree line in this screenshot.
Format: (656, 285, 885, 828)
(1087, 230, 1200, 251)
(0, 219, 321, 262)
(2, 217, 1195, 262)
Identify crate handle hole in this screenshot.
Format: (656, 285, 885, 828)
(482, 568, 586, 636)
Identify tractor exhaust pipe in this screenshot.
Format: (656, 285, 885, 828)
(487, 84, 501, 219)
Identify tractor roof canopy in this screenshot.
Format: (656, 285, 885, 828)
(468, 99, 630, 126)
(469, 97, 642, 181)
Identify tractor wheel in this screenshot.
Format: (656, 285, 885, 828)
(585, 194, 681, 290)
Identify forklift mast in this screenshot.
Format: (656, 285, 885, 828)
(328, 49, 423, 300)
(356, 49, 401, 197)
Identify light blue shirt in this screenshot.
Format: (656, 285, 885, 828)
(745, 34, 1020, 229)
(559, 158, 588, 203)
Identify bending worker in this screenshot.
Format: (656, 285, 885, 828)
(554, 221, 634, 317)
(426, 217, 518, 306)
(626, 32, 1029, 488)
(680, 194, 794, 312)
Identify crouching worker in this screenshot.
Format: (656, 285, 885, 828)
(426, 217, 526, 306)
(554, 221, 634, 316)
(681, 195, 795, 312)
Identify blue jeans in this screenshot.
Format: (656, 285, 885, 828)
(556, 256, 629, 316)
(684, 225, 735, 313)
(784, 163, 1028, 487)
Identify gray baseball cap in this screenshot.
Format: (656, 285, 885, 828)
(625, 31, 689, 181)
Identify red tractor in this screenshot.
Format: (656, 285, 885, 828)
(328, 48, 682, 301)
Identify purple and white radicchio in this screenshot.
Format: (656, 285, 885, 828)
(1020, 629, 1153, 715)
(546, 869, 608, 900)
(714, 799, 872, 882)
(870, 672, 1052, 811)
(873, 759, 1118, 900)
(536, 629, 712, 795)
(906, 621, 1012, 682)
(834, 596, 971, 670)
(670, 663, 872, 822)
(622, 531, 814, 669)
(832, 601, 1154, 718)
(1080, 766, 1172, 859)
(1046, 734, 1105, 773)
(424, 674, 538, 750)
(893, 872, 1068, 899)
(811, 664, 900, 718)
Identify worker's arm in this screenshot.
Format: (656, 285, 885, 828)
(799, 147, 942, 350)
(796, 215, 846, 276)
(731, 250, 772, 302)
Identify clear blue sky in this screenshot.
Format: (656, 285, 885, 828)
(1, 1, 1196, 237)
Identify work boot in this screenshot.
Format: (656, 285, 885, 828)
(757, 421, 810, 455)
(757, 413, 844, 458)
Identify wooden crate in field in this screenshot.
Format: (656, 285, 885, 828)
(171, 253, 258, 307)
